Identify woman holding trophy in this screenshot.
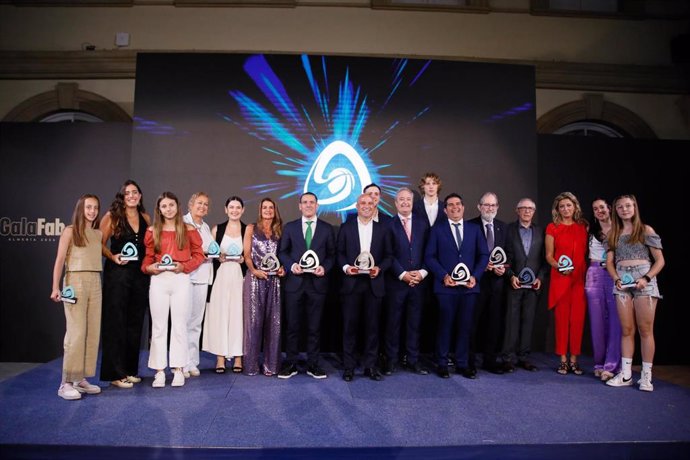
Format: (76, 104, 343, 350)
(242, 197, 285, 376)
(605, 194, 664, 392)
(142, 191, 204, 388)
(203, 196, 247, 374)
(545, 192, 588, 376)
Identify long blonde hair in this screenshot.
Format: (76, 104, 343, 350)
(71, 194, 100, 247)
(608, 194, 645, 250)
(152, 191, 187, 253)
(551, 191, 587, 226)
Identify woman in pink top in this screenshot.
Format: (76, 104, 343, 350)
(142, 191, 204, 388)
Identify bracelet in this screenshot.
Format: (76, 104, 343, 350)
(614, 278, 621, 283)
(643, 274, 652, 283)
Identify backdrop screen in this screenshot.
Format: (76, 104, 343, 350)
(132, 53, 536, 223)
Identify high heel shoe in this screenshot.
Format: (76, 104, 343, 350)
(232, 358, 243, 374)
(556, 361, 569, 375)
(569, 361, 584, 375)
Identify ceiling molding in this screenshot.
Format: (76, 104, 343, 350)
(1, 50, 687, 94)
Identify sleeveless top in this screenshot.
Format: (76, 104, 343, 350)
(108, 212, 147, 269)
(65, 227, 102, 272)
(614, 233, 662, 262)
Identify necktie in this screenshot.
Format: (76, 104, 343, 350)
(402, 217, 411, 242)
(486, 222, 494, 251)
(452, 222, 462, 250)
(305, 221, 313, 250)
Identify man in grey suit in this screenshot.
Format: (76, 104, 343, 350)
(501, 198, 548, 372)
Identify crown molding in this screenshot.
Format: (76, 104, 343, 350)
(1, 50, 687, 94)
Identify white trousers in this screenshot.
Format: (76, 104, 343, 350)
(148, 272, 191, 370)
(187, 283, 209, 368)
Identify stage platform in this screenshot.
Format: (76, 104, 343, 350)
(1, 352, 689, 459)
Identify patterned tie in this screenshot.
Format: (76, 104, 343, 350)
(486, 222, 494, 251)
(402, 217, 411, 242)
(305, 221, 313, 250)
(452, 222, 462, 250)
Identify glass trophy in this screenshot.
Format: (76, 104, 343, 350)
(451, 262, 471, 286)
(224, 242, 242, 261)
(299, 249, 320, 273)
(557, 255, 574, 273)
(517, 267, 536, 289)
(260, 253, 280, 276)
(620, 272, 637, 289)
(207, 240, 221, 259)
(60, 285, 77, 304)
(489, 246, 507, 268)
(354, 251, 375, 275)
(157, 254, 176, 271)
(120, 241, 139, 261)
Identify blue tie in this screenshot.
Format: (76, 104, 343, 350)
(452, 222, 462, 250)
(486, 223, 494, 251)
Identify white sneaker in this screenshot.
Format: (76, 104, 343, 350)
(111, 378, 134, 389)
(73, 379, 101, 394)
(152, 371, 166, 388)
(638, 371, 654, 392)
(125, 375, 142, 384)
(171, 368, 185, 387)
(58, 383, 82, 400)
(606, 372, 633, 387)
(188, 365, 201, 377)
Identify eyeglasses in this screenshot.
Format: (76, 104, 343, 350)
(517, 207, 535, 212)
(480, 203, 498, 208)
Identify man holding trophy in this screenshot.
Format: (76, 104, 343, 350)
(278, 192, 336, 380)
(468, 192, 508, 375)
(337, 194, 391, 382)
(501, 198, 547, 372)
(425, 193, 489, 379)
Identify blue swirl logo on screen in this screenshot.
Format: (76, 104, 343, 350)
(222, 54, 431, 220)
(305, 140, 372, 212)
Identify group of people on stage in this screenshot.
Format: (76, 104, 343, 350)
(50, 174, 665, 400)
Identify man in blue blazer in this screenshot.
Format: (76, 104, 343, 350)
(424, 193, 490, 379)
(337, 193, 391, 382)
(383, 187, 430, 376)
(468, 192, 509, 375)
(278, 192, 335, 379)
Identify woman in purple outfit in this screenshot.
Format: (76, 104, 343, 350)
(242, 198, 285, 376)
(585, 198, 621, 381)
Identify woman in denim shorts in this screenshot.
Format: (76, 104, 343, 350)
(605, 195, 664, 392)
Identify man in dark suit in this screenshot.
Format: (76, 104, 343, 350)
(468, 192, 508, 375)
(425, 193, 489, 379)
(346, 183, 392, 226)
(501, 198, 548, 372)
(412, 172, 443, 228)
(382, 187, 430, 376)
(337, 193, 391, 382)
(277, 192, 335, 379)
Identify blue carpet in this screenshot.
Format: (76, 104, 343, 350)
(1, 352, 689, 459)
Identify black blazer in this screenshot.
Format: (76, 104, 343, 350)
(503, 220, 548, 282)
(278, 218, 336, 294)
(336, 218, 391, 297)
(413, 197, 443, 227)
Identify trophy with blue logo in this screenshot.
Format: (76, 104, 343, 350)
(620, 272, 637, 289)
(517, 267, 536, 289)
(207, 240, 221, 259)
(260, 253, 280, 276)
(157, 254, 176, 271)
(60, 285, 77, 304)
(224, 241, 242, 261)
(120, 242, 139, 262)
(557, 255, 574, 273)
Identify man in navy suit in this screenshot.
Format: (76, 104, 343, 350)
(337, 193, 391, 382)
(501, 198, 547, 373)
(468, 192, 508, 375)
(382, 187, 430, 376)
(278, 192, 336, 379)
(425, 193, 489, 379)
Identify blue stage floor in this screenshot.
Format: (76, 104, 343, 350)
(1, 352, 689, 459)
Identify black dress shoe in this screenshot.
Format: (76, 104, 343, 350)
(342, 369, 354, 382)
(502, 362, 516, 373)
(457, 367, 477, 379)
(436, 365, 450, 379)
(408, 362, 429, 375)
(364, 367, 383, 381)
(277, 362, 298, 379)
(483, 363, 505, 375)
(383, 361, 396, 376)
(518, 360, 538, 372)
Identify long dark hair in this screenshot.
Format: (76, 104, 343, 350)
(108, 179, 145, 238)
(589, 197, 610, 243)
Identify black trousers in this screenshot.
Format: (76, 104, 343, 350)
(283, 276, 326, 367)
(341, 277, 382, 370)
